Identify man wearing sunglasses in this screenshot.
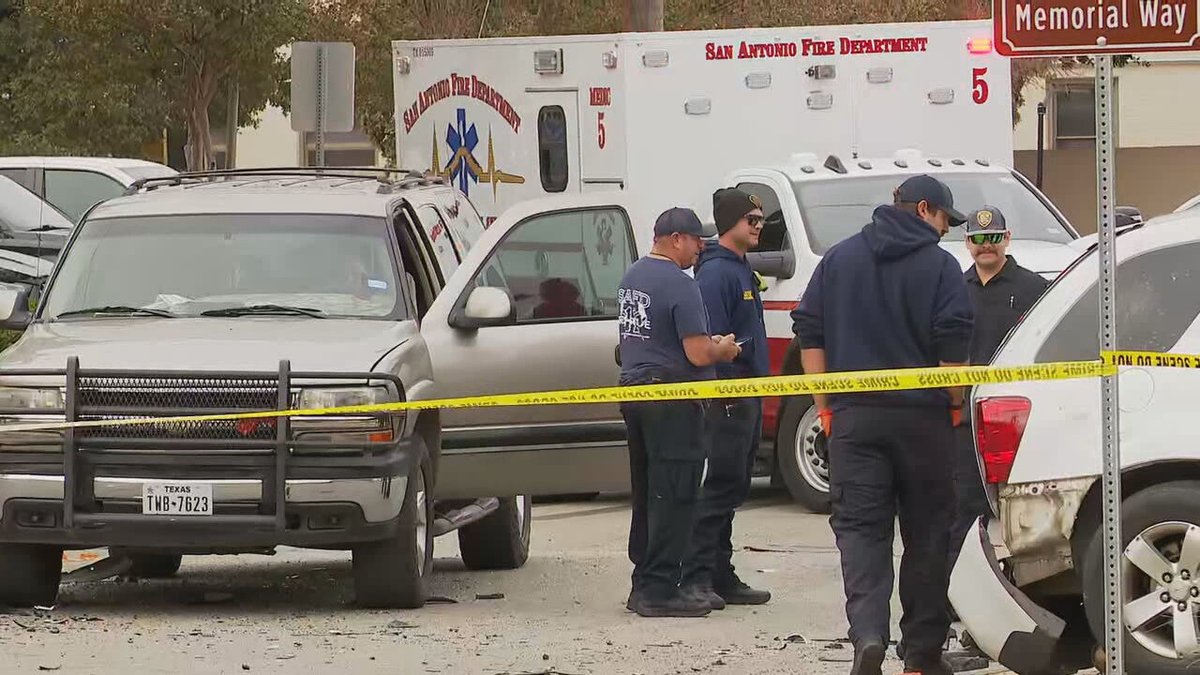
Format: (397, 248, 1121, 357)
(950, 206, 1049, 562)
(961, 206, 1050, 367)
(680, 187, 772, 611)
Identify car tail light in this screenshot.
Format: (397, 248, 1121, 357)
(967, 37, 993, 54)
(976, 396, 1031, 484)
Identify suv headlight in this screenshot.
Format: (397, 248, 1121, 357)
(292, 386, 400, 450)
(296, 386, 394, 412)
(0, 387, 64, 410)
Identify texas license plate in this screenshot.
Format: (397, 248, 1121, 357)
(142, 482, 213, 516)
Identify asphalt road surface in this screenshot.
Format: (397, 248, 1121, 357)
(2, 483, 1023, 674)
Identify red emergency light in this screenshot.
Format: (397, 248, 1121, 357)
(967, 37, 993, 55)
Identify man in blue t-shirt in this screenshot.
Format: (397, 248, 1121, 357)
(618, 206, 741, 618)
(680, 187, 772, 611)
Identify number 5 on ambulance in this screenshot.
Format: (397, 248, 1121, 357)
(390, 19, 1085, 514)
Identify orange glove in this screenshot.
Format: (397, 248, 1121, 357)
(817, 408, 833, 437)
(951, 407, 963, 427)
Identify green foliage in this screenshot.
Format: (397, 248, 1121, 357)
(0, 0, 305, 167)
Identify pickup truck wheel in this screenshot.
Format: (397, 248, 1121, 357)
(352, 457, 433, 609)
(776, 399, 831, 514)
(127, 553, 183, 579)
(0, 544, 62, 607)
(458, 495, 531, 570)
(1081, 481, 1200, 673)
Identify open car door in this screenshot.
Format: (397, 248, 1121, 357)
(422, 192, 640, 499)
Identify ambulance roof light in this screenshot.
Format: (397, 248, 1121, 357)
(968, 37, 993, 55)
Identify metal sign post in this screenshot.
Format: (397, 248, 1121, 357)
(1094, 51, 1123, 674)
(993, 1, 1200, 670)
(291, 42, 356, 168)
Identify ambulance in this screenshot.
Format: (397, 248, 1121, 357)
(391, 20, 1086, 512)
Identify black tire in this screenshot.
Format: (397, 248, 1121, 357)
(775, 398, 831, 514)
(127, 553, 183, 579)
(458, 495, 532, 570)
(1080, 481, 1200, 674)
(352, 455, 434, 609)
(0, 543, 62, 607)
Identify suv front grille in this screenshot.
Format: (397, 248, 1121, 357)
(76, 375, 282, 440)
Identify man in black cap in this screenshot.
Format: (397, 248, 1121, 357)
(791, 175, 974, 675)
(949, 205, 1049, 561)
(618, 206, 741, 618)
(680, 188, 772, 610)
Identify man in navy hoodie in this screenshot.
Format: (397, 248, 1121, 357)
(680, 187, 772, 610)
(792, 175, 974, 675)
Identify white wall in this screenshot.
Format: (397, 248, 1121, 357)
(235, 105, 301, 167)
(1014, 55, 1200, 151)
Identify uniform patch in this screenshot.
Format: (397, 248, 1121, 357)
(743, 290, 754, 300)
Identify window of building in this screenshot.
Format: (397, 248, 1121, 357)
(538, 106, 569, 193)
(303, 125, 379, 167)
(1049, 80, 1119, 150)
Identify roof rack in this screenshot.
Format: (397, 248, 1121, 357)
(124, 166, 445, 195)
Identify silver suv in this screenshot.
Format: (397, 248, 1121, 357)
(0, 167, 533, 609)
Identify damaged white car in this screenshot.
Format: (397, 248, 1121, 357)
(950, 208, 1200, 675)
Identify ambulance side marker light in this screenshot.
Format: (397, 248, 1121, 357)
(867, 67, 893, 84)
(968, 37, 994, 55)
(684, 97, 711, 115)
(806, 91, 833, 110)
(643, 49, 669, 68)
(928, 88, 955, 105)
(745, 72, 772, 89)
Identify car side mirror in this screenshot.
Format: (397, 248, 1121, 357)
(451, 286, 514, 329)
(1115, 205, 1144, 228)
(747, 249, 796, 280)
(0, 281, 34, 330)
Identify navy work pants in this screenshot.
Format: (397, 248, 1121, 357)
(682, 397, 761, 589)
(623, 398, 708, 601)
(828, 404, 955, 662)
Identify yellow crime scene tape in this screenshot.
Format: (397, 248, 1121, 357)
(0, 350, 1194, 434)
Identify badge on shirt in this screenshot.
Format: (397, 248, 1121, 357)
(743, 290, 753, 300)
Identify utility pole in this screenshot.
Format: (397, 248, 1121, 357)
(623, 0, 663, 31)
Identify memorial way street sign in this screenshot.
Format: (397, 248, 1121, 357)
(994, 0, 1200, 55)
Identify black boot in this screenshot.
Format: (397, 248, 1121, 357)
(902, 653, 953, 675)
(849, 638, 886, 675)
(681, 584, 726, 610)
(713, 574, 771, 605)
(635, 590, 712, 618)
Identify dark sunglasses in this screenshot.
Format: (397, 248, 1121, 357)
(968, 233, 1005, 245)
(745, 214, 764, 227)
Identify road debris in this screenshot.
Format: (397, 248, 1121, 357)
(476, 592, 506, 600)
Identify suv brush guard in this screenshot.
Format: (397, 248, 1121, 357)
(0, 357, 405, 536)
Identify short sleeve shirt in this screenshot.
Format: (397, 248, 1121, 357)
(617, 256, 715, 384)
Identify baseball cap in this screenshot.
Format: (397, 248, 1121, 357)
(964, 205, 1008, 235)
(713, 188, 763, 235)
(895, 175, 967, 226)
(653, 207, 705, 237)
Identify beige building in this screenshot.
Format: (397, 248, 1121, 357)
(1012, 53, 1200, 234)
